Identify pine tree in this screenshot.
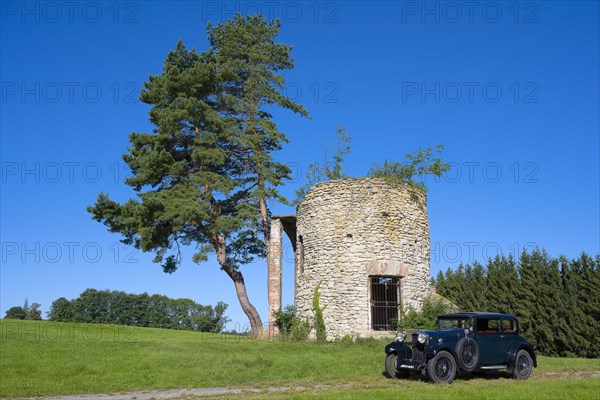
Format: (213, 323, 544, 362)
(432, 249, 598, 357)
(433, 270, 447, 295)
(519, 249, 562, 355)
(458, 264, 475, 311)
(437, 267, 460, 303)
(588, 254, 600, 357)
(470, 261, 488, 311)
(502, 254, 522, 315)
(486, 254, 521, 316)
(207, 15, 309, 297)
(453, 264, 467, 310)
(536, 254, 566, 356)
(570, 253, 599, 357)
(485, 256, 507, 313)
(88, 15, 306, 337)
(517, 249, 539, 349)
(559, 256, 582, 356)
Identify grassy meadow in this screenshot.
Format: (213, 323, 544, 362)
(235, 379, 600, 400)
(1, 320, 598, 398)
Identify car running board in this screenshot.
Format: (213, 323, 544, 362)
(479, 365, 507, 370)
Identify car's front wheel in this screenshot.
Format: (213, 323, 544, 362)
(427, 351, 457, 383)
(385, 353, 409, 379)
(510, 350, 533, 380)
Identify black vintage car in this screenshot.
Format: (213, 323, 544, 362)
(384, 312, 536, 383)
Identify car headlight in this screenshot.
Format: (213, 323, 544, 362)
(417, 332, 429, 344)
(396, 332, 407, 342)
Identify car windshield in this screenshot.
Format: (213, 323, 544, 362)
(437, 318, 473, 330)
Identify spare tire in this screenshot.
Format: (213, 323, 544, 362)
(456, 337, 479, 371)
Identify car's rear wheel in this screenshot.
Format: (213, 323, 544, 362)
(427, 351, 457, 383)
(385, 353, 409, 379)
(510, 350, 533, 380)
(456, 337, 479, 371)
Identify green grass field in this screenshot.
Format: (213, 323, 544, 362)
(1, 320, 598, 399)
(236, 379, 600, 400)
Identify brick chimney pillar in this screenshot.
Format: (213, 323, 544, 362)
(267, 218, 283, 338)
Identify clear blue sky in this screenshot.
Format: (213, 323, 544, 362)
(1, 1, 598, 329)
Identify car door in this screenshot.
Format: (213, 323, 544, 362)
(475, 318, 504, 365)
(498, 318, 519, 363)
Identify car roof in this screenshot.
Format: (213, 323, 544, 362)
(437, 312, 517, 319)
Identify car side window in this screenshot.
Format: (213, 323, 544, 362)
(463, 319, 473, 330)
(476, 318, 500, 333)
(502, 319, 516, 333)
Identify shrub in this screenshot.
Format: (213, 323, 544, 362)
(397, 296, 452, 331)
(312, 282, 327, 342)
(273, 305, 296, 335)
(4, 299, 42, 320)
(274, 305, 311, 342)
(289, 317, 311, 342)
(4, 306, 26, 320)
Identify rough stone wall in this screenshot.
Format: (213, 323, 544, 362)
(295, 178, 430, 339)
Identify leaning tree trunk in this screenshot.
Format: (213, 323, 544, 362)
(212, 233, 264, 337)
(226, 267, 264, 338)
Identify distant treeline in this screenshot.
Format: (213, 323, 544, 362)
(49, 289, 230, 333)
(433, 250, 599, 358)
(4, 298, 42, 321)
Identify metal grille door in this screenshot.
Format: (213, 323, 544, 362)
(370, 276, 400, 330)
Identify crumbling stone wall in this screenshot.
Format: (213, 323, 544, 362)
(294, 178, 430, 339)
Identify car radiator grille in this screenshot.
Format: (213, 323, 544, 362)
(411, 334, 425, 361)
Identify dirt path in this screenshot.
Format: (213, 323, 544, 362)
(18, 384, 351, 400)
(18, 371, 600, 400)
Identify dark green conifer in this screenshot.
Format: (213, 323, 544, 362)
(88, 15, 307, 337)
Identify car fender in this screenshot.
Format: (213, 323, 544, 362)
(508, 343, 537, 368)
(385, 341, 411, 360)
(428, 343, 459, 362)
(385, 341, 410, 354)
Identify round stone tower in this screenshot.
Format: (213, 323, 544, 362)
(294, 178, 430, 339)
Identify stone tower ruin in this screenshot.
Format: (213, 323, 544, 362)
(268, 178, 431, 339)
